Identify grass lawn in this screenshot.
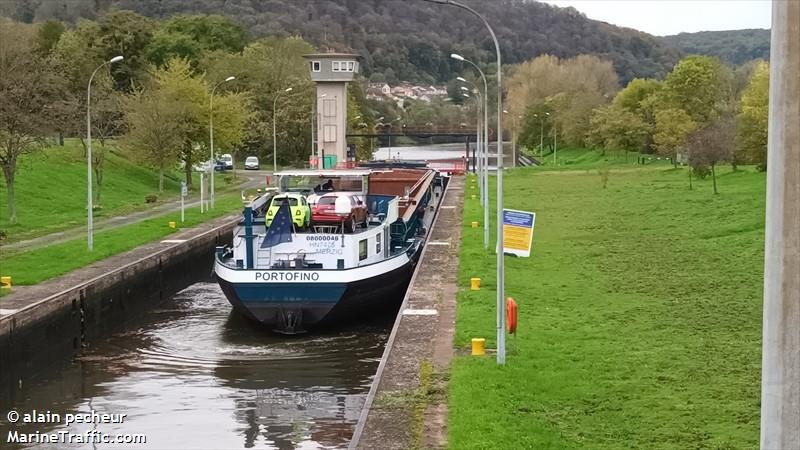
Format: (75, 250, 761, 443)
(449, 164, 765, 449)
(525, 146, 678, 170)
(0, 140, 233, 243)
(0, 192, 243, 290)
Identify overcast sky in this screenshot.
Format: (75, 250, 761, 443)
(540, 0, 772, 36)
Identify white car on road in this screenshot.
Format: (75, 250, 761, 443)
(244, 156, 260, 170)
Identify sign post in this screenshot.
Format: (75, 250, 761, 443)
(181, 181, 187, 223)
(502, 209, 536, 257)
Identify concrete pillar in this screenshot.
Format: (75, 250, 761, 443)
(760, 1, 800, 448)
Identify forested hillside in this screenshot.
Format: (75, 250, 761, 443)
(0, 0, 681, 84)
(660, 29, 770, 66)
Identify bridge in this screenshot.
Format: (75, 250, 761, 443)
(346, 126, 485, 139)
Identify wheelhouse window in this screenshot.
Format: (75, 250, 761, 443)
(376, 232, 382, 254)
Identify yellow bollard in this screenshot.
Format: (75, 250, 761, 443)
(1, 276, 11, 289)
(471, 194, 476, 200)
(168, 221, 176, 229)
(470, 277, 481, 290)
(471, 221, 479, 228)
(471, 338, 485, 356)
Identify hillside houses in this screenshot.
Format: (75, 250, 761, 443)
(366, 82, 448, 106)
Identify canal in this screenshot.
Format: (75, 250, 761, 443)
(1, 282, 392, 449)
(1, 143, 462, 449)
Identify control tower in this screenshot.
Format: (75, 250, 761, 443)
(304, 53, 360, 168)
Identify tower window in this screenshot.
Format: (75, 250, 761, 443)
(311, 61, 321, 72)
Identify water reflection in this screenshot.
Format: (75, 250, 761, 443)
(1, 283, 389, 449)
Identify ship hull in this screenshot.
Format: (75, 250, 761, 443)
(214, 244, 421, 333)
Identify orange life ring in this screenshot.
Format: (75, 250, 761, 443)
(506, 297, 518, 334)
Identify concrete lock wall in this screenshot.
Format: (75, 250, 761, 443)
(0, 221, 235, 390)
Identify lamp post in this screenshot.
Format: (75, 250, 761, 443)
(461, 85, 482, 178)
(209, 75, 235, 209)
(87, 55, 123, 252)
(433, 0, 505, 364)
(272, 87, 293, 174)
(389, 117, 401, 150)
(458, 77, 483, 197)
(452, 53, 489, 250)
(542, 113, 550, 156)
(552, 112, 558, 165)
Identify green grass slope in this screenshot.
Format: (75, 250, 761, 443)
(1, 140, 185, 243)
(450, 166, 765, 449)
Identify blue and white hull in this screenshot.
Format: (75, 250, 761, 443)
(214, 243, 421, 333)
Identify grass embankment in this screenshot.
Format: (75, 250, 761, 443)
(525, 146, 676, 170)
(0, 140, 229, 243)
(0, 192, 243, 289)
(449, 165, 765, 449)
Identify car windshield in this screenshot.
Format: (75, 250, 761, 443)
(246, 157, 257, 162)
(273, 197, 298, 206)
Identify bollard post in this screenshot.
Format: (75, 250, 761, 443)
(470, 277, 481, 290)
(471, 338, 485, 356)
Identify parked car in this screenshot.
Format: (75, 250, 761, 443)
(311, 193, 368, 233)
(193, 159, 226, 172)
(265, 193, 311, 229)
(220, 154, 234, 170)
(244, 156, 260, 170)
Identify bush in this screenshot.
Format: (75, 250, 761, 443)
(693, 166, 711, 179)
(0, 230, 7, 241)
(145, 194, 158, 203)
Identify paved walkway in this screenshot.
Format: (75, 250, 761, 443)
(1, 170, 268, 254)
(351, 175, 464, 450)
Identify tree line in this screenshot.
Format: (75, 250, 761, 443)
(507, 53, 769, 194)
(0, 12, 370, 224)
(0, 0, 682, 85)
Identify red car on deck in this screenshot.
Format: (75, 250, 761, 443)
(311, 193, 368, 232)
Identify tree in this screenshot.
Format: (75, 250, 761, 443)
(687, 118, 735, 194)
(587, 104, 649, 159)
(506, 54, 619, 147)
(88, 78, 126, 204)
(735, 61, 769, 170)
(0, 20, 64, 225)
(34, 20, 65, 56)
(661, 55, 732, 126)
(145, 15, 246, 68)
(122, 87, 184, 192)
(654, 108, 696, 167)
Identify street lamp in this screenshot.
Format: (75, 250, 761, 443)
(431, 0, 506, 365)
(273, 87, 293, 174)
(452, 52, 489, 250)
(209, 75, 235, 209)
(551, 111, 557, 165)
(461, 84, 482, 179)
(87, 55, 124, 251)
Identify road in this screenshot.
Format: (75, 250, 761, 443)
(1, 169, 270, 254)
